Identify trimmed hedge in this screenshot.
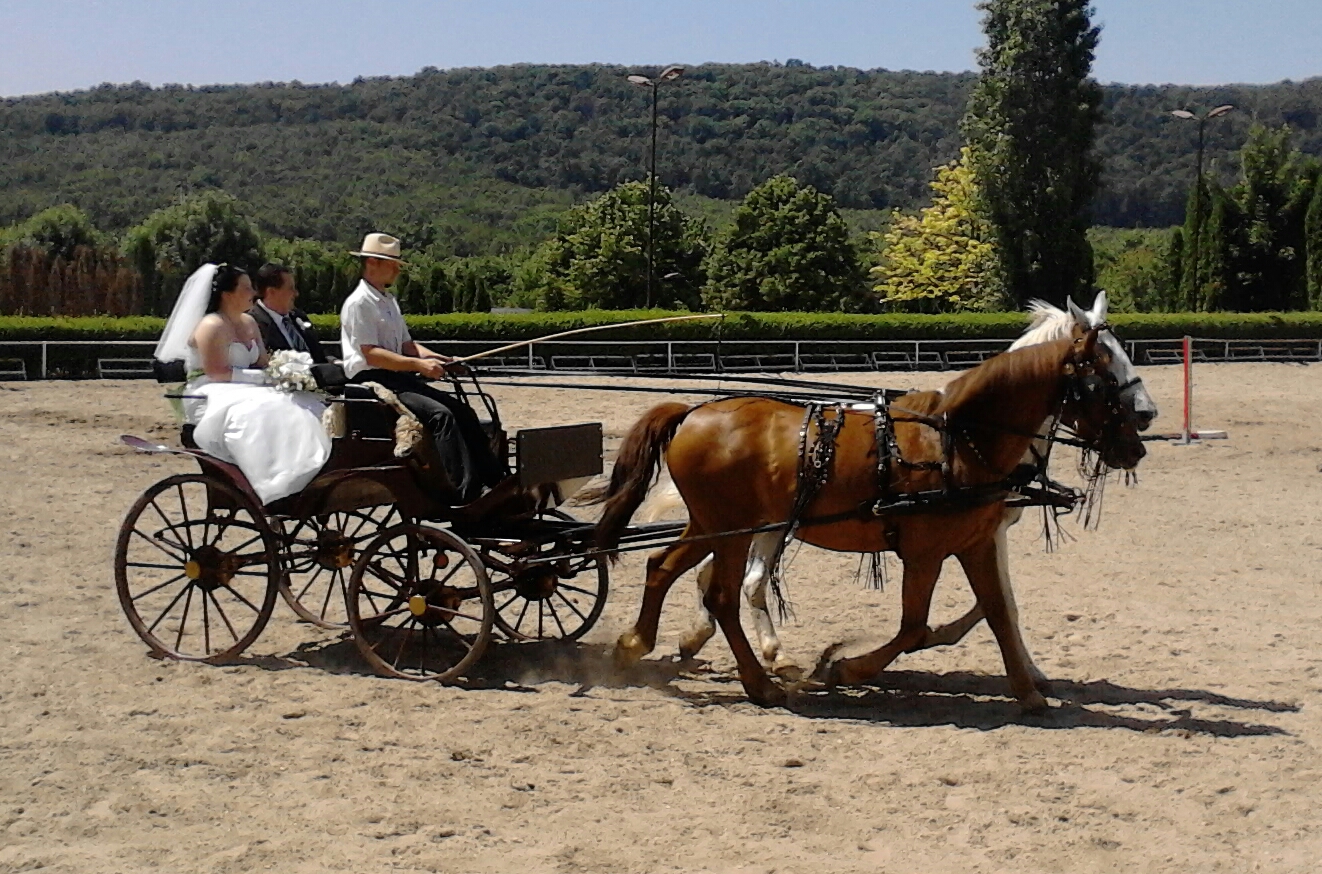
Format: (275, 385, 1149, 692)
(8, 310, 1322, 342)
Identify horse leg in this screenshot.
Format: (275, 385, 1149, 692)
(813, 555, 943, 686)
(706, 536, 786, 707)
(677, 555, 717, 660)
(955, 537, 1049, 712)
(680, 532, 796, 677)
(740, 532, 801, 680)
(615, 534, 711, 669)
(903, 510, 1049, 692)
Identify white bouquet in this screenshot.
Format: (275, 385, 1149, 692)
(264, 350, 319, 393)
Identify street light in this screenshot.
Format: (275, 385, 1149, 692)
(628, 65, 685, 308)
(1171, 104, 1234, 306)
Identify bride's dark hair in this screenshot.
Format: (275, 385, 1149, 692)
(206, 264, 249, 312)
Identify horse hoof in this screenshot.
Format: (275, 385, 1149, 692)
(809, 642, 847, 687)
(1018, 690, 1050, 714)
(614, 631, 649, 669)
(748, 682, 788, 709)
(772, 661, 804, 683)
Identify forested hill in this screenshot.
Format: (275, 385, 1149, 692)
(4, 63, 1321, 249)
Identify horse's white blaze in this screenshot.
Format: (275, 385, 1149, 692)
(1011, 292, 1158, 425)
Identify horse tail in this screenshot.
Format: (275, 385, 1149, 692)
(586, 402, 692, 556)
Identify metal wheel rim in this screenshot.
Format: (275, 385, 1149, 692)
(114, 473, 279, 663)
(347, 523, 494, 683)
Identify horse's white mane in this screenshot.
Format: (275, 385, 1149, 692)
(1010, 299, 1076, 351)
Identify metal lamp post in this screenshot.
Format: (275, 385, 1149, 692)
(628, 65, 684, 308)
(1171, 104, 1234, 307)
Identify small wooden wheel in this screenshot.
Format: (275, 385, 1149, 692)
(486, 547, 609, 642)
(347, 523, 493, 682)
(115, 473, 279, 662)
(277, 504, 408, 628)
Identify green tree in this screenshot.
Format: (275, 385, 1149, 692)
(122, 192, 264, 315)
(1090, 227, 1173, 313)
(262, 237, 358, 314)
(1223, 125, 1317, 311)
(1307, 176, 1322, 309)
(962, 0, 1103, 308)
(1, 205, 103, 260)
(870, 149, 1003, 312)
(521, 182, 706, 310)
(702, 175, 867, 312)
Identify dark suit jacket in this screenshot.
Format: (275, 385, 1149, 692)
(249, 303, 330, 364)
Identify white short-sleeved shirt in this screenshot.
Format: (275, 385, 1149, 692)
(339, 279, 413, 379)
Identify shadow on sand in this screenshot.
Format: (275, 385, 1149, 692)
(241, 635, 1297, 738)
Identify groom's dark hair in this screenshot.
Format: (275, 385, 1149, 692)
(255, 263, 292, 298)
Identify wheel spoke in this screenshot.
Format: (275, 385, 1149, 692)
(440, 607, 487, 625)
(496, 593, 520, 614)
(174, 584, 195, 651)
(131, 528, 188, 563)
(319, 569, 341, 620)
(555, 589, 590, 623)
(538, 600, 545, 638)
(206, 589, 241, 642)
(296, 565, 326, 601)
(438, 618, 475, 653)
(202, 587, 212, 654)
(125, 561, 186, 571)
(514, 598, 531, 633)
(130, 573, 189, 603)
(361, 606, 411, 628)
(173, 484, 197, 550)
(220, 584, 262, 614)
(146, 498, 190, 552)
(556, 582, 598, 597)
(391, 619, 415, 669)
(147, 582, 192, 633)
(218, 529, 264, 555)
(546, 598, 569, 636)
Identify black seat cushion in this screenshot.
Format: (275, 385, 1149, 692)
(342, 385, 398, 438)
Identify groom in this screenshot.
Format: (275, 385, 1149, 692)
(339, 233, 506, 502)
(250, 263, 330, 364)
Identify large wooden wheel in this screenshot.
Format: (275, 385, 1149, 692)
(115, 473, 279, 662)
(347, 523, 494, 682)
(277, 504, 408, 628)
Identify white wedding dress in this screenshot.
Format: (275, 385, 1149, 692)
(183, 341, 331, 505)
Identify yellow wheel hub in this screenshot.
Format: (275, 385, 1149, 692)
(184, 560, 201, 580)
(408, 595, 428, 617)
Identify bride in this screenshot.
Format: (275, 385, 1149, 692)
(154, 263, 331, 504)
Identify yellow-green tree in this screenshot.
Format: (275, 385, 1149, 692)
(871, 149, 1003, 311)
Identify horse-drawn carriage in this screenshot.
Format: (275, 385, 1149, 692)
(115, 296, 1155, 708)
(114, 367, 654, 682)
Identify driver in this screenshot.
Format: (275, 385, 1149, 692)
(339, 233, 506, 501)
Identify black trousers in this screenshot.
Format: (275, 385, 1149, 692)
(352, 369, 505, 500)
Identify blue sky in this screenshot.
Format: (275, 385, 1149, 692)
(4, 0, 1320, 97)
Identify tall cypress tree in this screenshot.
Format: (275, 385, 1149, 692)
(1308, 176, 1322, 310)
(962, 0, 1103, 308)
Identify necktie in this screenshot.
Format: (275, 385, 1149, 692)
(283, 315, 307, 352)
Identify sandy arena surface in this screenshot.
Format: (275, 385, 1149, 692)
(2, 363, 1321, 873)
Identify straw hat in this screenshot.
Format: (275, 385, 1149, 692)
(351, 232, 404, 262)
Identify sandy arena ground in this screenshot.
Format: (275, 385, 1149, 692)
(2, 362, 1321, 873)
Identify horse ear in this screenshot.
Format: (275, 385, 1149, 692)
(1066, 296, 1089, 329)
(1077, 325, 1100, 359)
(1091, 290, 1108, 324)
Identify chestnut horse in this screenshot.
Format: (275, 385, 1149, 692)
(672, 293, 1155, 678)
(592, 324, 1145, 710)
